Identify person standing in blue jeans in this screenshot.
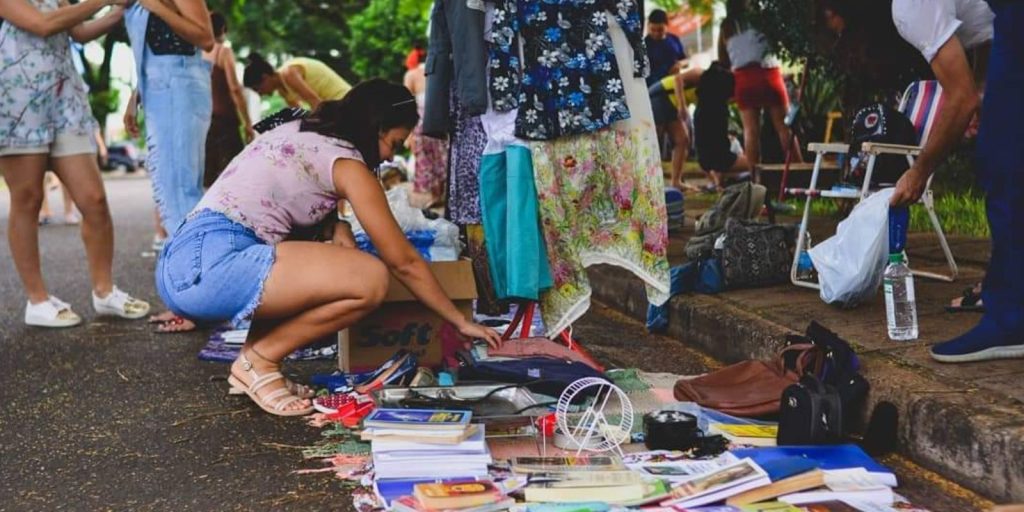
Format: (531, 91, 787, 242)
(123, 0, 214, 333)
(928, 0, 1024, 362)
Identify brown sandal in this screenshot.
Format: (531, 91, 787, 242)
(227, 348, 313, 417)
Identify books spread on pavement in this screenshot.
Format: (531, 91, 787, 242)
(660, 458, 771, 508)
(511, 456, 626, 473)
(413, 480, 503, 509)
(364, 409, 472, 431)
(708, 424, 779, 447)
(391, 495, 516, 512)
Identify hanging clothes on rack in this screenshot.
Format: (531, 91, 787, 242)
(446, 86, 486, 225)
(479, 108, 554, 301)
(488, 0, 649, 140)
(479, 4, 554, 302)
(422, 0, 489, 136)
(528, 14, 670, 337)
(466, 225, 509, 316)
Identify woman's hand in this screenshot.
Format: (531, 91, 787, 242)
(123, 92, 140, 139)
(332, 221, 357, 249)
(457, 321, 502, 349)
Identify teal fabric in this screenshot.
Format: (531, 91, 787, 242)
(479, 145, 553, 300)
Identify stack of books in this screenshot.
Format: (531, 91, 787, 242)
(366, 409, 492, 480)
(512, 456, 655, 504)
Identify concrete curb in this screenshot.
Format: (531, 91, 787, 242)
(587, 265, 1024, 503)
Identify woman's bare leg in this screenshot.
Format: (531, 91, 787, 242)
(769, 104, 803, 163)
(1, 155, 50, 303)
(667, 120, 691, 190)
(231, 242, 390, 411)
(740, 108, 762, 167)
(51, 153, 114, 297)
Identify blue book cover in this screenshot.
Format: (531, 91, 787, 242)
(364, 408, 472, 429)
(754, 456, 820, 482)
(730, 445, 893, 477)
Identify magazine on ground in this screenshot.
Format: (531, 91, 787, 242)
(660, 458, 771, 508)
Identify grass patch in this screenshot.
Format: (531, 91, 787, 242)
(911, 191, 989, 238)
(784, 191, 989, 238)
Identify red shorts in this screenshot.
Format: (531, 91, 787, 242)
(733, 65, 789, 110)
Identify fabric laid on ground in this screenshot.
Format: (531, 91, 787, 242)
(529, 15, 669, 337)
(198, 332, 337, 363)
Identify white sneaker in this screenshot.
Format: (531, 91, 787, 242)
(152, 235, 166, 252)
(25, 296, 82, 328)
(93, 286, 151, 319)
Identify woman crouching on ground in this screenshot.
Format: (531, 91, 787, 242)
(155, 79, 502, 416)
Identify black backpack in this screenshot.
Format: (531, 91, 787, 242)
(847, 103, 917, 186)
(777, 374, 845, 445)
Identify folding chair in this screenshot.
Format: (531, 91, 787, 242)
(788, 80, 959, 290)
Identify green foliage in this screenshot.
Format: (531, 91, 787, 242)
(88, 88, 120, 129)
(792, 66, 843, 143)
(207, 0, 370, 82)
(347, 0, 430, 82)
(747, 0, 818, 65)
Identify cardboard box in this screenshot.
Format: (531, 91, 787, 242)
(338, 259, 477, 372)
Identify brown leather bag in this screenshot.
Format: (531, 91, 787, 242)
(674, 344, 822, 417)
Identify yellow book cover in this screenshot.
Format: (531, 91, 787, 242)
(711, 424, 779, 438)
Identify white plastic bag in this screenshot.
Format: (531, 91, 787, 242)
(809, 188, 894, 306)
(348, 187, 461, 261)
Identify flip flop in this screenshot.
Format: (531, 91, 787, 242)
(946, 283, 984, 313)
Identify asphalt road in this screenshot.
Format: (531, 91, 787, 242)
(0, 177, 987, 511)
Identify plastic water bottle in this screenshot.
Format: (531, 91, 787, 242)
(884, 252, 918, 341)
(796, 232, 816, 281)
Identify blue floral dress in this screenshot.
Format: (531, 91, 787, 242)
(0, 0, 96, 151)
(488, 0, 648, 140)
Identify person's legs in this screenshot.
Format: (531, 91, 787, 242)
(58, 177, 80, 223)
(143, 63, 211, 233)
(230, 242, 389, 411)
(1, 154, 51, 303)
(931, 1, 1024, 362)
(740, 108, 762, 167)
(50, 153, 114, 297)
(667, 119, 691, 190)
(768, 104, 803, 163)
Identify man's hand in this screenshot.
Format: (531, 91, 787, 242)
(891, 166, 929, 206)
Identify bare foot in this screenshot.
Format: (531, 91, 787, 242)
(949, 282, 983, 309)
(148, 310, 177, 323)
(154, 315, 197, 333)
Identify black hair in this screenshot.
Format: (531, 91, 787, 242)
(697, 61, 735, 103)
(300, 78, 419, 170)
(243, 53, 275, 90)
(648, 9, 668, 25)
(814, 0, 930, 95)
(211, 12, 227, 38)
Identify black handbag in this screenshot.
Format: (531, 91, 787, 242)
(718, 219, 795, 289)
(785, 322, 870, 433)
(777, 374, 845, 446)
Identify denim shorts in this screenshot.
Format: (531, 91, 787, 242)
(155, 210, 275, 325)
